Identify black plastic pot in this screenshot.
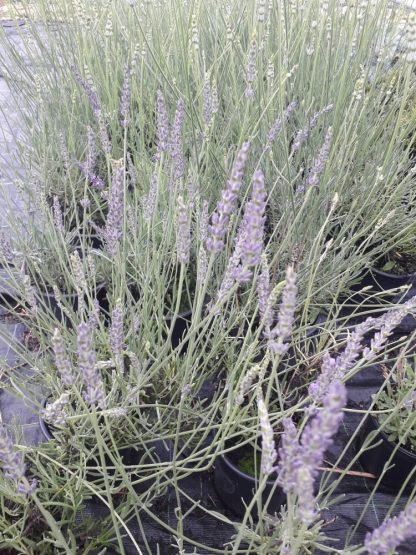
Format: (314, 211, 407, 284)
(214, 443, 285, 518)
(358, 413, 416, 489)
(358, 266, 416, 294)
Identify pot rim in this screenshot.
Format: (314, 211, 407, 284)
(371, 266, 416, 281)
(367, 412, 416, 461)
(219, 448, 279, 488)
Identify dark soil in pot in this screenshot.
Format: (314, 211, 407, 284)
(358, 413, 416, 489)
(214, 440, 285, 518)
(164, 296, 210, 351)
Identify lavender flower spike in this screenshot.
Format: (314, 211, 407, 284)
(176, 196, 191, 264)
(52, 196, 64, 233)
(206, 142, 250, 253)
(365, 502, 416, 555)
(105, 167, 124, 257)
(257, 253, 274, 332)
(291, 104, 333, 154)
(245, 38, 258, 99)
(120, 64, 131, 129)
(0, 423, 26, 482)
(71, 65, 101, 118)
(263, 100, 297, 152)
(77, 322, 106, 408)
(305, 126, 333, 189)
(258, 395, 277, 475)
(52, 328, 74, 386)
(278, 380, 347, 524)
(109, 300, 124, 366)
(268, 266, 297, 355)
(233, 169, 267, 283)
(169, 97, 185, 182)
(143, 171, 158, 223)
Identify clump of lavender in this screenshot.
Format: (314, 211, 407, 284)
(263, 100, 297, 152)
(291, 104, 333, 154)
(155, 90, 169, 158)
(233, 169, 267, 283)
(206, 142, 250, 253)
(0, 423, 26, 483)
(105, 167, 124, 257)
(277, 380, 347, 524)
(169, 97, 185, 183)
(258, 394, 277, 475)
(365, 502, 416, 555)
(120, 64, 131, 129)
(71, 65, 101, 118)
(176, 196, 191, 264)
(302, 126, 332, 191)
(77, 322, 106, 408)
(267, 266, 298, 355)
(52, 328, 74, 386)
(109, 300, 124, 367)
(245, 38, 258, 99)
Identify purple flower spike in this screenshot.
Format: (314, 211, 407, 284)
(245, 38, 258, 99)
(105, 167, 124, 257)
(278, 381, 346, 524)
(77, 322, 106, 408)
(365, 503, 416, 555)
(258, 395, 277, 475)
(53, 328, 74, 386)
(233, 169, 267, 283)
(143, 171, 158, 223)
(176, 196, 191, 264)
(169, 98, 185, 182)
(52, 196, 64, 233)
(0, 424, 26, 482)
(71, 65, 101, 118)
(156, 90, 169, 158)
(268, 266, 297, 355)
(263, 100, 297, 152)
(109, 301, 124, 366)
(304, 126, 333, 190)
(120, 64, 131, 129)
(291, 104, 333, 154)
(206, 142, 250, 253)
(257, 254, 274, 332)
